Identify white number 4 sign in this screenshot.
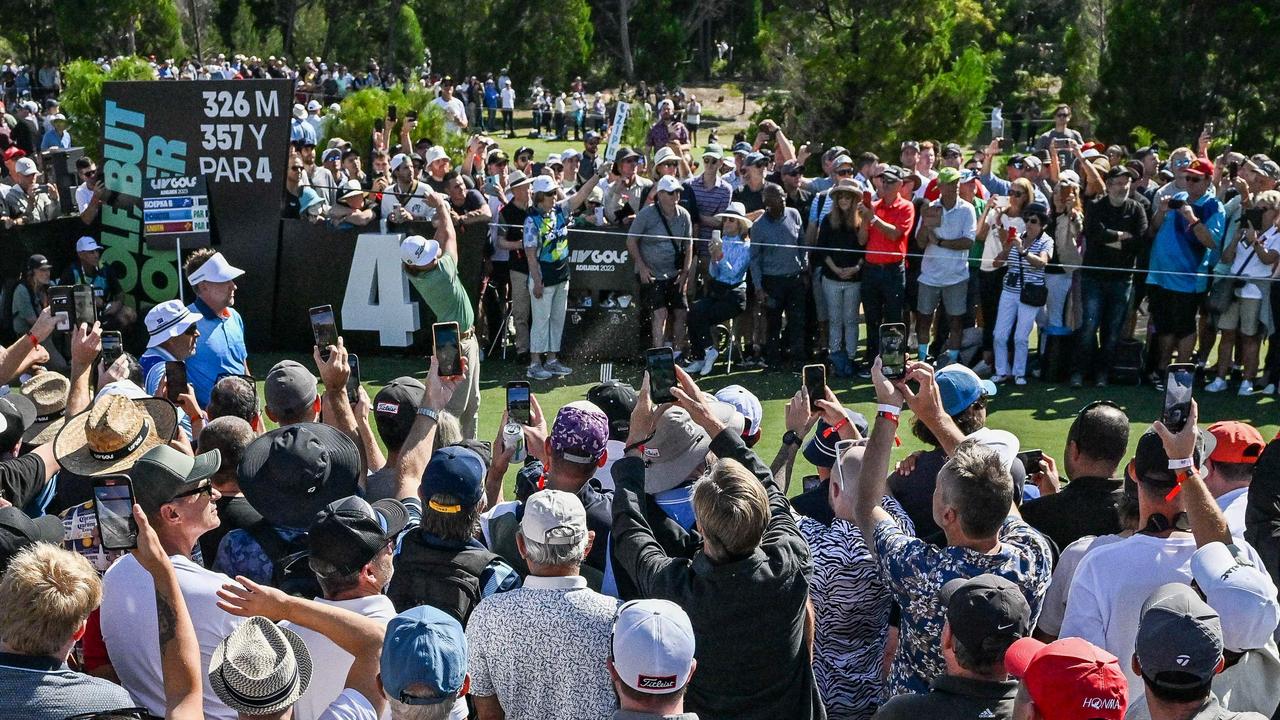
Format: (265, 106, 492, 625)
(342, 233, 419, 346)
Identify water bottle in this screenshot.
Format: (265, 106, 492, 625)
(502, 422, 526, 463)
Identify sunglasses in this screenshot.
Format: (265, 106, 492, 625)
(1024, 217, 1042, 225)
(1056, 113, 1071, 118)
(290, 165, 304, 172)
(835, 168, 855, 176)
(173, 480, 214, 500)
(1172, 158, 1192, 168)
(943, 151, 962, 159)
(786, 169, 803, 177)
(82, 169, 97, 178)
(1186, 175, 1209, 183)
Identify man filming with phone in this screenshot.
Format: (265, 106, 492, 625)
(3, 156, 59, 225)
(400, 195, 481, 439)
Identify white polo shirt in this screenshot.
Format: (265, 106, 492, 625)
(288, 595, 397, 720)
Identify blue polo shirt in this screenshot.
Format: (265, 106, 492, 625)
(1147, 192, 1224, 294)
(185, 297, 247, 407)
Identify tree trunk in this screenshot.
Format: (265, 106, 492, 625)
(385, 0, 403, 69)
(188, 0, 204, 60)
(126, 14, 137, 56)
(282, 0, 299, 55)
(618, 0, 633, 80)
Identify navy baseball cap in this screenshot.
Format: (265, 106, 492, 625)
(731, 141, 752, 155)
(380, 605, 468, 705)
(803, 410, 869, 469)
(421, 446, 485, 510)
(936, 364, 998, 417)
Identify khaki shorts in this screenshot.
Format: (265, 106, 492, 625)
(1218, 297, 1263, 336)
(917, 281, 969, 317)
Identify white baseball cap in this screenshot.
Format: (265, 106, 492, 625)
(611, 599, 696, 695)
(655, 175, 683, 195)
(561, 148, 580, 161)
(530, 175, 558, 194)
(423, 146, 449, 165)
(1191, 542, 1280, 652)
(187, 252, 245, 285)
(521, 489, 587, 546)
(399, 235, 441, 268)
(714, 385, 762, 437)
(965, 426, 1019, 472)
(14, 157, 37, 176)
(76, 236, 104, 253)
(546, 153, 563, 167)
(144, 299, 201, 348)
(389, 153, 412, 172)
(306, 99, 321, 111)
(292, 103, 306, 120)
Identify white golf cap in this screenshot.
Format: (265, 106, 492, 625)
(144, 299, 201, 348)
(546, 153, 563, 167)
(400, 235, 441, 268)
(521, 489, 587, 546)
(389, 153, 412, 172)
(965, 427, 1019, 472)
(328, 103, 341, 114)
(611, 599, 696, 695)
(187, 252, 245, 285)
(76, 236, 104, 253)
(424, 146, 449, 165)
(655, 175, 683, 194)
(306, 99, 321, 111)
(292, 103, 306, 119)
(14, 157, 37, 176)
(1191, 542, 1280, 652)
(714, 385, 762, 437)
(530, 175, 558, 194)
(561, 148, 580, 161)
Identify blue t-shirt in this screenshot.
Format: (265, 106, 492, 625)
(1147, 192, 1224, 294)
(186, 298, 248, 407)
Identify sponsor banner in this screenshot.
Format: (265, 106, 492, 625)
(567, 230, 637, 293)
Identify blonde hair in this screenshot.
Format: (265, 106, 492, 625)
(692, 458, 769, 557)
(1254, 190, 1280, 212)
(1007, 177, 1035, 215)
(0, 543, 101, 657)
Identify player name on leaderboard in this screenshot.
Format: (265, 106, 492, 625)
(143, 196, 210, 236)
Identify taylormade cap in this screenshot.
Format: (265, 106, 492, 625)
(611, 599, 696, 695)
(1191, 542, 1280, 652)
(1135, 583, 1223, 691)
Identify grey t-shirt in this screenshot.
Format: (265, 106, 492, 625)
(628, 203, 693, 280)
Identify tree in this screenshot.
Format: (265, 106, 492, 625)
(60, 57, 157, 159)
(387, 4, 425, 75)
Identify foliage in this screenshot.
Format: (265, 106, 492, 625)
(291, 2, 329, 60)
(227, 1, 282, 58)
(0, 0, 184, 64)
(323, 87, 466, 163)
(388, 4, 426, 74)
(60, 57, 158, 159)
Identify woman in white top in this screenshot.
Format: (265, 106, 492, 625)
(685, 95, 702, 145)
(974, 176, 1033, 373)
(1207, 189, 1280, 395)
(1046, 172, 1085, 329)
(992, 201, 1054, 385)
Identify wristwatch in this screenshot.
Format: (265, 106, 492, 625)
(782, 430, 802, 448)
(416, 406, 440, 421)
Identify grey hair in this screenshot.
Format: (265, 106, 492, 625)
(520, 530, 589, 567)
(389, 695, 455, 720)
(435, 411, 462, 449)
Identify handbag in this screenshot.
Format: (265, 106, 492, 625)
(1017, 250, 1048, 307)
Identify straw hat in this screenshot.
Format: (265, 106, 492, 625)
(21, 372, 69, 446)
(209, 616, 313, 715)
(53, 394, 178, 476)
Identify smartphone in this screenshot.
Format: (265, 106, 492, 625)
(309, 305, 339, 361)
(101, 331, 123, 367)
(1167, 198, 1185, 210)
(802, 474, 822, 493)
(1017, 449, 1044, 475)
(433, 322, 462, 377)
(862, 189, 873, 208)
(49, 285, 73, 331)
(803, 364, 826, 411)
(1005, 226, 1019, 243)
(879, 323, 906, 379)
(72, 285, 97, 328)
(92, 476, 137, 551)
(387, 105, 398, 123)
(374, 117, 385, 133)
(346, 353, 361, 404)
(406, 109, 418, 122)
(645, 347, 677, 403)
(1227, 160, 1240, 180)
(506, 381, 531, 425)
(1203, 122, 1214, 136)
(165, 361, 187, 403)
(1162, 363, 1195, 433)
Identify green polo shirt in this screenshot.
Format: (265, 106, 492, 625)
(407, 252, 474, 329)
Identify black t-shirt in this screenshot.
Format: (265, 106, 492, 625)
(732, 181, 779, 214)
(450, 189, 485, 215)
(198, 494, 264, 569)
(500, 201, 531, 274)
(1020, 476, 1125, 551)
(0, 453, 45, 510)
(886, 447, 949, 542)
(426, 176, 449, 194)
(282, 188, 302, 219)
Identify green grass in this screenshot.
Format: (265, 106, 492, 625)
(249, 352, 1280, 497)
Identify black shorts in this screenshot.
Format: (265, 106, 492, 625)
(1147, 285, 1200, 339)
(639, 277, 689, 313)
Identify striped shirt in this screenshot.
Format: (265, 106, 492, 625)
(684, 174, 733, 240)
(1002, 235, 1053, 292)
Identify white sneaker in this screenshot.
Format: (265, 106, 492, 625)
(1238, 380, 1254, 397)
(1014, 376, 1028, 386)
(1264, 383, 1277, 396)
(991, 374, 1009, 384)
(527, 364, 553, 380)
(1206, 377, 1229, 393)
(683, 358, 706, 375)
(700, 347, 719, 376)
(545, 360, 573, 376)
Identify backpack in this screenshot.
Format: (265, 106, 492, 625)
(245, 521, 323, 599)
(387, 531, 496, 624)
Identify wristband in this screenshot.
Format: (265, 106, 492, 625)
(1187, 219, 1201, 229)
(27, 333, 39, 348)
(823, 418, 849, 438)
(1167, 457, 1194, 470)
(877, 411, 900, 426)
(1166, 469, 1191, 502)
(876, 404, 902, 416)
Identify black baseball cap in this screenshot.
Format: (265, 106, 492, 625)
(130, 446, 221, 514)
(587, 381, 637, 442)
(0, 506, 64, 570)
(308, 495, 408, 576)
(940, 574, 1032, 654)
(26, 254, 52, 272)
(1106, 166, 1137, 182)
(373, 377, 426, 448)
(0, 393, 37, 449)
(1132, 428, 1213, 488)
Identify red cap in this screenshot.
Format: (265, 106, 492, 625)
(1183, 158, 1214, 177)
(1207, 421, 1266, 464)
(1005, 637, 1127, 720)
(2, 146, 25, 162)
(1082, 141, 1107, 153)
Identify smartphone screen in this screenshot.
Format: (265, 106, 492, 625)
(93, 477, 137, 550)
(507, 381, 531, 425)
(165, 361, 187, 403)
(1244, 207, 1266, 230)
(1017, 449, 1043, 474)
(803, 364, 826, 411)
(880, 323, 906, 379)
(1163, 364, 1195, 433)
(1168, 198, 1185, 210)
(49, 285, 73, 331)
(433, 322, 462, 377)
(645, 347, 677, 404)
(72, 285, 97, 328)
(346, 354, 361, 404)
(387, 104, 398, 122)
(101, 331, 123, 366)
(310, 305, 338, 360)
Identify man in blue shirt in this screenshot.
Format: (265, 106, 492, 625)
(1146, 158, 1222, 382)
(183, 249, 248, 407)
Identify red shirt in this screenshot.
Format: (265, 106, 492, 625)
(866, 195, 915, 264)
